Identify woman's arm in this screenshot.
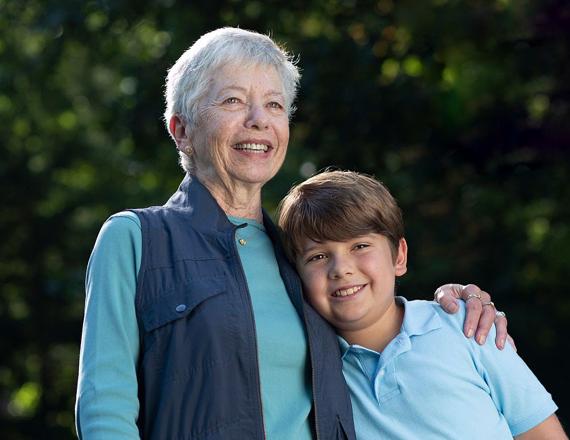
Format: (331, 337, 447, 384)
(435, 283, 509, 349)
(515, 414, 568, 439)
(76, 213, 142, 439)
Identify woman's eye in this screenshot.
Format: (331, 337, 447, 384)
(223, 97, 241, 104)
(268, 101, 284, 109)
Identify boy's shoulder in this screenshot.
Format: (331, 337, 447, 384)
(402, 297, 469, 336)
(402, 297, 496, 347)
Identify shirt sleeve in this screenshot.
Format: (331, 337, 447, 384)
(75, 212, 142, 439)
(474, 325, 558, 436)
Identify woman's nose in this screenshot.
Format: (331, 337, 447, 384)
(245, 104, 269, 130)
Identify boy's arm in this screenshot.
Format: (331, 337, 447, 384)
(515, 414, 568, 440)
(474, 323, 559, 438)
(435, 283, 510, 349)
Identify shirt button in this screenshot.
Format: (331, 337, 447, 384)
(238, 238, 247, 246)
(175, 304, 187, 313)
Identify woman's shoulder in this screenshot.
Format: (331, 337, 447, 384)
(107, 211, 141, 228)
(91, 211, 142, 255)
(98, 211, 142, 237)
(89, 211, 143, 274)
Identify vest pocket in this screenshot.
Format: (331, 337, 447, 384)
(140, 276, 227, 332)
(137, 274, 252, 438)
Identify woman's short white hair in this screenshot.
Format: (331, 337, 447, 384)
(164, 27, 301, 173)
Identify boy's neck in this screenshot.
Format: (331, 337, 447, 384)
(339, 300, 404, 353)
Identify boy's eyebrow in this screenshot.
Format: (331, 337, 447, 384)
(298, 240, 322, 255)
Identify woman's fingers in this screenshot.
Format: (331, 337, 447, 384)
(472, 291, 496, 345)
(435, 283, 512, 349)
(460, 284, 484, 339)
(493, 310, 511, 351)
(434, 283, 462, 313)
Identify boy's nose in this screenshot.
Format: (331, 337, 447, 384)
(328, 256, 354, 279)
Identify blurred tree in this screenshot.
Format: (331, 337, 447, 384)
(0, 0, 568, 438)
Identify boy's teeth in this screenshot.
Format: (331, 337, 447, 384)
(332, 286, 362, 297)
(234, 143, 268, 152)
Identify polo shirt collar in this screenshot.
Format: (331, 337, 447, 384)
(338, 296, 442, 358)
(399, 296, 442, 337)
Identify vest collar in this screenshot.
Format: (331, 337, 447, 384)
(164, 174, 286, 243)
(164, 174, 241, 234)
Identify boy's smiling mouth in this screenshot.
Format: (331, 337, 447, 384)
(331, 284, 366, 298)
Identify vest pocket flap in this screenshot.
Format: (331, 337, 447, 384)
(141, 277, 226, 332)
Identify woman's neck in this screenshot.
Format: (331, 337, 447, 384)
(197, 174, 264, 222)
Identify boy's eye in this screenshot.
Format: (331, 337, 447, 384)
(354, 243, 370, 250)
(306, 254, 326, 263)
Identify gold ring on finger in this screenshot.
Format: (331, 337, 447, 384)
(495, 310, 506, 319)
(466, 292, 482, 302)
(482, 301, 495, 308)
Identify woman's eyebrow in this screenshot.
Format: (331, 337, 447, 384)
(265, 90, 285, 98)
(218, 85, 284, 98)
(218, 85, 247, 94)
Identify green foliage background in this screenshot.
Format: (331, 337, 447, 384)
(1, 0, 568, 437)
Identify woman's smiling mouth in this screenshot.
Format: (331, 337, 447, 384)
(233, 142, 272, 153)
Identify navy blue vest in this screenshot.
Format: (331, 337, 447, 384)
(131, 174, 356, 440)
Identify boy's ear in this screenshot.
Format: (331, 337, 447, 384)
(394, 238, 408, 276)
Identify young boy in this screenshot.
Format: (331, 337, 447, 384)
(278, 170, 566, 439)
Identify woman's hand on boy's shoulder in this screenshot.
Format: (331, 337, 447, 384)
(434, 283, 512, 351)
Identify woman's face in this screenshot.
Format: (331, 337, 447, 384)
(189, 63, 290, 191)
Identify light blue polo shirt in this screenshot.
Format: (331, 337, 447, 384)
(340, 297, 557, 440)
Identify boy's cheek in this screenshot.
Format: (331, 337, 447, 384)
(300, 279, 321, 307)
(305, 288, 329, 315)
(297, 267, 328, 309)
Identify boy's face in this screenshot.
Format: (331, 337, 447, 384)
(295, 234, 408, 333)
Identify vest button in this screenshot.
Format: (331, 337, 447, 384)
(175, 304, 187, 313)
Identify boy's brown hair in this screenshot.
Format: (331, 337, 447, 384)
(278, 170, 404, 262)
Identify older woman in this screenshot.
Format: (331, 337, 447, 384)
(75, 28, 508, 440)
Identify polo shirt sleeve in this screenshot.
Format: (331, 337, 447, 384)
(474, 325, 558, 436)
(75, 212, 142, 439)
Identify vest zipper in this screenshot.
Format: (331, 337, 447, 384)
(232, 228, 267, 440)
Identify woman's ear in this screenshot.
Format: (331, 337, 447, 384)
(169, 115, 190, 152)
(394, 238, 408, 277)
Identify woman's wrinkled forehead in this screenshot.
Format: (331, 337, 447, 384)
(212, 61, 284, 90)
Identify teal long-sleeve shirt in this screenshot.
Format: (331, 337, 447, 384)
(76, 213, 142, 438)
(76, 212, 313, 440)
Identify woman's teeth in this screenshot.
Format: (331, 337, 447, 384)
(234, 143, 269, 152)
